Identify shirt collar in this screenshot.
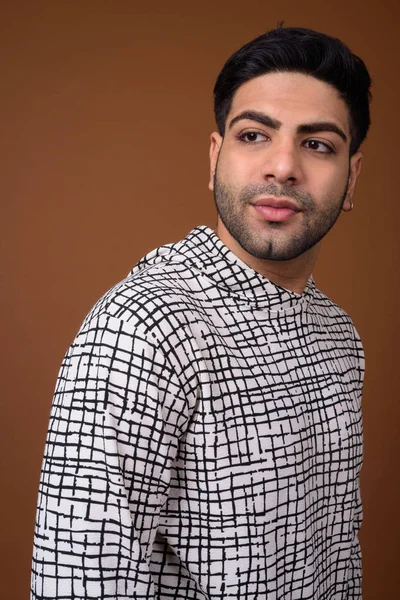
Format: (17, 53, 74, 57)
(171, 226, 316, 313)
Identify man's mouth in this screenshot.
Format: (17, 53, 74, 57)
(252, 196, 301, 222)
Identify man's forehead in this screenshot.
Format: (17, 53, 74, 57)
(228, 71, 350, 133)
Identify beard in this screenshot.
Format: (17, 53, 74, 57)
(213, 172, 349, 262)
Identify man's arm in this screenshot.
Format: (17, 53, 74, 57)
(347, 326, 365, 599)
(31, 313, 192, 599)
(347, 486, 363, 599)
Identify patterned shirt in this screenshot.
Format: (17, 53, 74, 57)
(31, 226, 364, 600)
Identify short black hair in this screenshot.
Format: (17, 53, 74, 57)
(214, 26, 372, 155)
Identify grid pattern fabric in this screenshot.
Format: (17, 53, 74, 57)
(31, 226, 364, 599)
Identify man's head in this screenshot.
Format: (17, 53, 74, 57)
(214, 26, 371, 157)
(209, 27, 372, 266)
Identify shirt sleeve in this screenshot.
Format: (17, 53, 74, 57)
(347, 325, 365, 599)
(31, 313, 193, 600)
(347, 486, 363, 599)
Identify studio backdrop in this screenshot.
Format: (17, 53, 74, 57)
(1, 2, 399, 599)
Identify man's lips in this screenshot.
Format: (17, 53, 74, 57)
(251, 196, 301, 222)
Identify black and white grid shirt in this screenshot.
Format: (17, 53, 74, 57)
(32, 226, 364, 600)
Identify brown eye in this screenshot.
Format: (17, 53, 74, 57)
(238, 131, 267, 144)
(245, 132, 259, 142)
(304, 140, 333, 154)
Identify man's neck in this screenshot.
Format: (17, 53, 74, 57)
(215, 225, 318, 295)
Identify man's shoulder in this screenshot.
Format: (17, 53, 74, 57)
(312, 286, 357, 328)
(311, 285, 364, 354)
(83, 255, 205, 338)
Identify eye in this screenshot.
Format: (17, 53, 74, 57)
(237, 131, 268, 144)
(303, 139, 334, 154)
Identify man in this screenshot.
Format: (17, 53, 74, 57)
(31, 26, 371, 600)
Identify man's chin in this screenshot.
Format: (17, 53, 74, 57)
(237, 234, 308, 262)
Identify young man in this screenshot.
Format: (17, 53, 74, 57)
(31, 27, 371, 600)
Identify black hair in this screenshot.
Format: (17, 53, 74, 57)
(213, 26, 372, 155)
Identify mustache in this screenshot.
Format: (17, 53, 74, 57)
(239, 183, 315, 209)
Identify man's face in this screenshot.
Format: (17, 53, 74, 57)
(209, 72, 362, 262)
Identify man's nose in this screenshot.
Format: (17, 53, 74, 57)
(261, 140, 303, 185)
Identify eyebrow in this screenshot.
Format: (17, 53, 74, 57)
(297, 121, 347, 143)
(228, 110, 348, 143)
(228, 110, 282, 131)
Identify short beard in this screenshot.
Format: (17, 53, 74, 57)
(213, 174, 349, 261)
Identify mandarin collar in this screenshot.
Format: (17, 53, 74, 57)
(169, 226, 315, 313)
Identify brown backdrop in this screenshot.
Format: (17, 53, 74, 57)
(1, 2, 399, 599)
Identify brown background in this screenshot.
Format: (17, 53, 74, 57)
(1, 1, 399, 598)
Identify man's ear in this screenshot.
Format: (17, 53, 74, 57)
(342, 151, 363, 212)
(208, 132, 223, 191)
